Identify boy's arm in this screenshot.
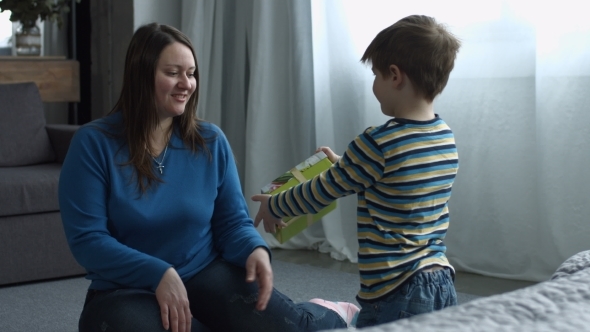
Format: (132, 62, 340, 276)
(269, 132, 384, 219)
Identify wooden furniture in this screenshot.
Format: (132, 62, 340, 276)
(0, 56, 80, 102)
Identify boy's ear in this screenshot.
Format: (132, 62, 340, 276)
(388, 64, 403, 87)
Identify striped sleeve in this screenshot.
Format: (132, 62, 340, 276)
(269, 129, 384, 218)
(269, 116, 459, 302)
(355, 120, 458, 301)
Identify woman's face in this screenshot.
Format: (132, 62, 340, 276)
(154, 42, 197, 121)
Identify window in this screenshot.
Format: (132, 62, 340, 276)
(0, 10, 13, 55)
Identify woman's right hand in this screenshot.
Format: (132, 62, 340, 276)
(156, 267, 192, 332)
(316, 146, 340, 164)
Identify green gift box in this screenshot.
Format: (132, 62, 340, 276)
(261, 151, 337, 243)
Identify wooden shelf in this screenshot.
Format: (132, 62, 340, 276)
(0, 58, 79, 102)
(0, 56, 67, 61)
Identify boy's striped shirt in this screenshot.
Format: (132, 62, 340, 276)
(268, 115, 459, 301)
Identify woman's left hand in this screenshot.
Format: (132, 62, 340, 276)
(245, 247, 273, 311)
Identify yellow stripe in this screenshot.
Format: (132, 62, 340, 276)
(370, 182, 455, 195)
(357, 212, 447, 225)
(384, 138, 456, 158)
(293, 183, 319, 213)
(359, 229, 448, 240)
(307, 177, 332, 206)
(360, 251, 427, 271)
(347, 152, 382, 181)
(385, 169, 457, 183)
(318, 172, 342, 198)
(374, 125, 449, 146)
(364, 194, 451, 210)
(386, 156, 457, 173)
(358, 225, 447, 245)
(353, 136, 382, 165)
(376, 128, 449, 144)
(390, 152, 457, 168)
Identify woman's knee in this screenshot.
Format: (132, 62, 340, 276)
(79, 289, 165, 332)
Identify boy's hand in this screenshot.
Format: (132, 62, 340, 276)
(251, 194, 287, 233)
(316, 146, 341, 164)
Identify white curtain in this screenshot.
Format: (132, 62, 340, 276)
(182, 0, 332, 251)
(183, 0, 590, 282)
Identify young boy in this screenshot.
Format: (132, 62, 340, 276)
(252, 15, 461, 328)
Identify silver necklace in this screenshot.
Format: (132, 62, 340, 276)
(151, 144, 168, 174)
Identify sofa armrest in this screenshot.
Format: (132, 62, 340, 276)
(46, 124, 81, 164)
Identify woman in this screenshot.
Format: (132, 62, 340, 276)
(59, 23, 358, 332)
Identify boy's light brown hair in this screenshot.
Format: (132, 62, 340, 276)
(361, 15, 461, 102)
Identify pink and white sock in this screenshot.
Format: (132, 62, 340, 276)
(309, 298, 360, 327)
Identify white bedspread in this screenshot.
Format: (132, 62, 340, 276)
(333, 250, 590, 332)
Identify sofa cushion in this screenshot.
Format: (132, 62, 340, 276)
(0, 164, 61, 217)
(0, 82, 56, 166)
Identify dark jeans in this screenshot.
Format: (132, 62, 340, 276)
(355, 267, 457, 328)
(79, 257, 346, 332)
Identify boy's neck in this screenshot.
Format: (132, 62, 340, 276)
(388, 72, 435, 121)
(392, 97, 435, 121)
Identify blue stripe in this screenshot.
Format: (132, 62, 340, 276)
(358, 239, 417, 253)
(369, 187, 452, 203)
(287, 185, 306, 214)
(386, 145, 457, 163)
(358, 228, 447, 246)
(348, 142, 383, 180)
(380, 130, 454, 148)
(296, 183, 320, 212)
(369, 213, 450, 229)
(358, 239, 444, 260)
(277, 192, 297, 216)
(270, 117, 457, 302)
(342, 144, 381, 184)
(359, 217, 448, 234)
(327, 165, 357, 193)
(381, 174, 456, 190)
(358, 132, 383, 157)
(395, 159, 459, 176)
(319, 171, 352, 198)
(365, 200, 448, 218)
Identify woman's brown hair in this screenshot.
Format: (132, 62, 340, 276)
(110, 23, 210, 194)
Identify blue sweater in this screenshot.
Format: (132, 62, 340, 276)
(59, 112, 268, 291)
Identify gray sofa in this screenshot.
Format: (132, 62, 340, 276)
(0, 82, 85, 285)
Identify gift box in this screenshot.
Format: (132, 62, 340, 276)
(261, 151, 337, 243)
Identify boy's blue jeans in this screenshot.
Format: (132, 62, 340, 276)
(78, 257, 346, 332)
(355, 267, 457, 328)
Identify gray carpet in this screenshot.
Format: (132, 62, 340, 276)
(0, 260, 480, 332)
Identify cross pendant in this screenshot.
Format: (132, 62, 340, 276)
(156, 165, 164, 174)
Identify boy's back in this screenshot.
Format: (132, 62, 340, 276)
(354, 116, 458, 300)
(253, 14, 461, 328)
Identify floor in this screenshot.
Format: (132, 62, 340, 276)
(272, 248, 538, 297)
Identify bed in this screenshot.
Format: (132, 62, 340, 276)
(333, 250, 590, 332)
